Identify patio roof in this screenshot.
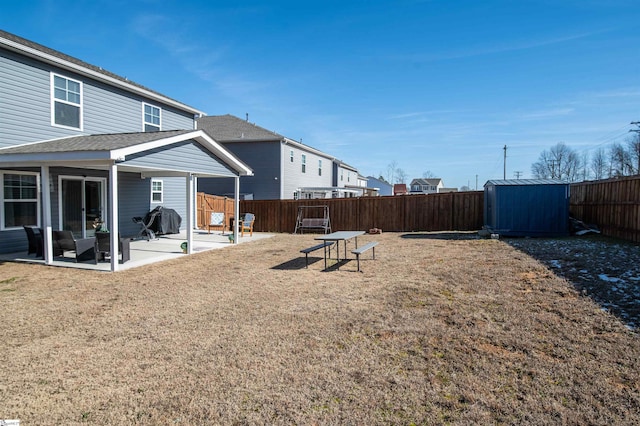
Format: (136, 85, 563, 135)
(0, 129, 253, 177)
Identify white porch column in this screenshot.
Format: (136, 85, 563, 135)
(40, 165, 53, 264)
(186, 173, 194, 254)
(233, 176, 240, 244)
(109, 163, 119, 272)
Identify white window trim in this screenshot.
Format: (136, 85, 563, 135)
(290, 150, 294, 162)
(1, 171, 41, 231)
(50, 72, 83, 131)
(142, 102, 162, 131)
(151, 179, 163, 203)
(301, 154, 306, 173)
(318, 159, 322, 176)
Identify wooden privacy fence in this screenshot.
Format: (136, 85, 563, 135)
(196, 192, 235, 231)
(239, 191, 484, 233)
(570, 175, 640, 243)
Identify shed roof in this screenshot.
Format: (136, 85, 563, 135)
(485, 179, 569, 186)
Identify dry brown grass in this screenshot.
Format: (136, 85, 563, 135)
(1, 232, 638, 425)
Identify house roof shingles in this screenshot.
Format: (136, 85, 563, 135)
(197, 115, 284, 142)
(0, 130, 192, 154)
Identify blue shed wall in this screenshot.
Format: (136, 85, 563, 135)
(484, 183, 570, 237)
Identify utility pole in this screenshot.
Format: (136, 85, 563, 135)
(503, 145, 507, 179)
(514, 171, 522, 179)
(631, 122, 640, 173)
(475, 174, 478, 190)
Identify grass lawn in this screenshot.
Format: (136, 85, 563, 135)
(1, 232, 638, 425)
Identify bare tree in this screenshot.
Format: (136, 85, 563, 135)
(531, 142, 583, 181)
(395, 168, 408, 184)
(422, 170, 435, 178)
(386, 161, 398, 184)
(609, 142, 633, 177)
(590, 148, 608, 180)
(627, 133, 640, 174)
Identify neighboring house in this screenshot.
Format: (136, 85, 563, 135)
(197, 115, 363, 200)
(0, 30, 251, 270)
(367, 176, 393, 196)
(394, 184, 408, 195)
(410, 178, 444, 194)
(440, 187, 459, 193)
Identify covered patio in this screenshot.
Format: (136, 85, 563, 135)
(0, 129, 253, 271)
(0, 229, 274, 271)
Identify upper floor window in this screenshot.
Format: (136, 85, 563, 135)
(51, 74, 82, 130)
(341, 170, 343, 181)
(318, 160, 322, 176)
(347, 172, 350, 182)
(290, 150, 294, 162)
(151, 179, 163, 203)
(143, 104, 161, 132)
(301, 154, 306, 173)
(2, 172, 39, 230)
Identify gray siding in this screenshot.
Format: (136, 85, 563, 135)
(0, 47, 194, 149)
(124, 141, 237, 177)
(283, 144, 333, 199)
(198, 141, 280, 200)
(118, 172, 153, 237)
(159, 177, 187, 230)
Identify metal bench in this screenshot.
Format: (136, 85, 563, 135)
(300, 241, 334, 269)
(351, 241, 378, 272)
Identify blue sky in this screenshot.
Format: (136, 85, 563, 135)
(2, 0, 639, 189)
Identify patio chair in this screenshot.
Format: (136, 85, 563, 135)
(23, 226, 43, 257)
(133, 210, 160, 240)
(95, 231, 130, 264)
(52, 230, 95, 263)
(240, 213, 255, 237)
(208, 212, 226, 234)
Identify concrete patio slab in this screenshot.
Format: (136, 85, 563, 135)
(0, 229, 274, 272)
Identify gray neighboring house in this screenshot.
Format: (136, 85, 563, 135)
(196, 114, 334, 200)
(0, 30, 251, 270)
(410, 178, 445, 194)
(366, 176, 393, 196)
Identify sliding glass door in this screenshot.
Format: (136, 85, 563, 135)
(59, 177, 106, 238)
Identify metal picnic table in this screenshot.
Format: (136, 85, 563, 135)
(315, 230, 365, 270)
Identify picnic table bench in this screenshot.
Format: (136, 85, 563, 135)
(351, 241, 378, 272)
(301, 241, 335, 269)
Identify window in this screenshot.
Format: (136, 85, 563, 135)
(347, 172, 350, 182)
(143, 103, 161, 132)
(51, 73, 82, 129)
(290, 150, 294, 162)
(318, 160, 322, 176)
(2, 172, 39, 229)
(301, 154, 306, 173)
(151, 180, 163, 203)
(341, 170, 343, 181)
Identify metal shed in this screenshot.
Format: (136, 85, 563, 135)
(483, 179, 570, 237)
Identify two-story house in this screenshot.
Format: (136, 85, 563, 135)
(0, 30, 251, 270)
(196, 114, 337, 200)
(409, 178, 444, 194)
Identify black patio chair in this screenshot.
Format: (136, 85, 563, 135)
(52, 230, 95, 262)
(23, 226, 43, 257)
